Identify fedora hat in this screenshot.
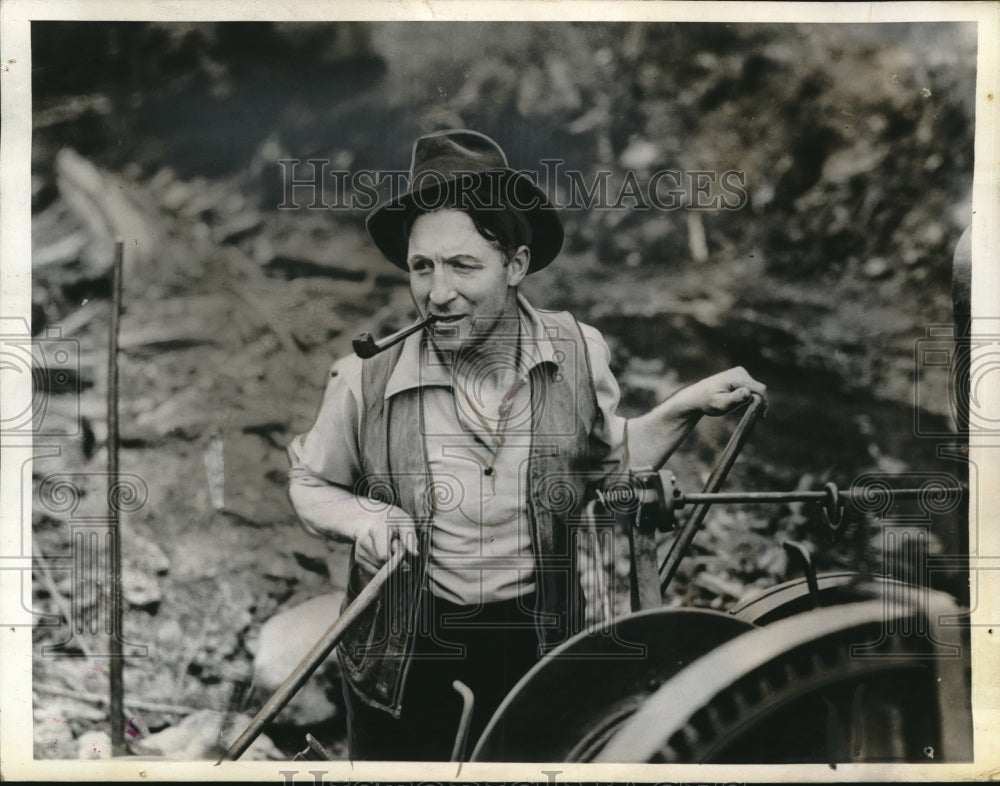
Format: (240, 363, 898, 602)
(365, 130, 563, 273)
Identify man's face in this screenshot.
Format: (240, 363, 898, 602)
(407, 209, 527, 349)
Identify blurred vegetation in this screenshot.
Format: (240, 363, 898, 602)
(33, 21, 974, 280)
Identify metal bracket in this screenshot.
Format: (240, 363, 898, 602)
(610, 468, 678, 611)
(781, 540, 820, 608)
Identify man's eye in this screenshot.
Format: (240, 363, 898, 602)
(410, 260, 432, 273)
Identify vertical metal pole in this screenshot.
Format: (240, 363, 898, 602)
(108, 240, 125, 754)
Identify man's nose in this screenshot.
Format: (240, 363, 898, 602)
(428, 267, 457, 307)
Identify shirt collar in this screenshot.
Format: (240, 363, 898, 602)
(383, 293, 561, 400)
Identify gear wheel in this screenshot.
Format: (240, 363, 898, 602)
(595, 595, 971, 764)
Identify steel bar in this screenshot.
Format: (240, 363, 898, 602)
(218, 548, 406, 763)
(108, 239, 125, 755)
(659, 394, 766, 594)
(677, 487, 965, 506)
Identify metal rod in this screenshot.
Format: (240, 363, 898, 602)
(659, 393, 766, 593)
(450, 680, 475, 763)
(218, 548, 406, 763)
(108, 239, 125, 755)
(304, 733, 335, 760)
(676, 487, 965, 506)
(681, 490, 827, 504)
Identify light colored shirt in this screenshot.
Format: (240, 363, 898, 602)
(288, 294, 628, 605)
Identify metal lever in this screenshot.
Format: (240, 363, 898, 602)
(218, 548, 406, 763)
(450, 680, 475, 763)
(658, 393, 767, 594)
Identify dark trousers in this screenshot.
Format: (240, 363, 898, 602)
(341, 591, 539, 761)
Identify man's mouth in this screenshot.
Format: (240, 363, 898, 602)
(430, 313, 465, 338)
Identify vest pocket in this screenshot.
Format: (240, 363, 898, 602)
(340, 562, 383, 674)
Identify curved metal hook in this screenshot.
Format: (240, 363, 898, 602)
(820, 481, 844, 533)
(450, 680, 475, 763)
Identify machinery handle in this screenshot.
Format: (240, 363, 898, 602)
(218, 547, 406, 762)
(658, 392, 766, 593)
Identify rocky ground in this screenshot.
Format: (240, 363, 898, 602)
(26, 20, 975, 760)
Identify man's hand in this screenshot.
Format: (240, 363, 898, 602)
(625, 366, 767, 471)
(353, 508, 420, 573)
(288, 483, 421, 572)
(679, 366, 768, 417)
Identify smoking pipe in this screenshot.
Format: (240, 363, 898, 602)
(352, 313, 461, 358)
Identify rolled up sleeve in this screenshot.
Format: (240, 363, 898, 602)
(579, 323, 630, 477)
(287, 354, 365, 490)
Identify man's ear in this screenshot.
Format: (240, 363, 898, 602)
(506, 245, 530, 287)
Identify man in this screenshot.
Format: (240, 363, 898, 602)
(287, 130, 766, 761)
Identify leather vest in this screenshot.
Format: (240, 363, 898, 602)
(339, 308, 605, 715)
